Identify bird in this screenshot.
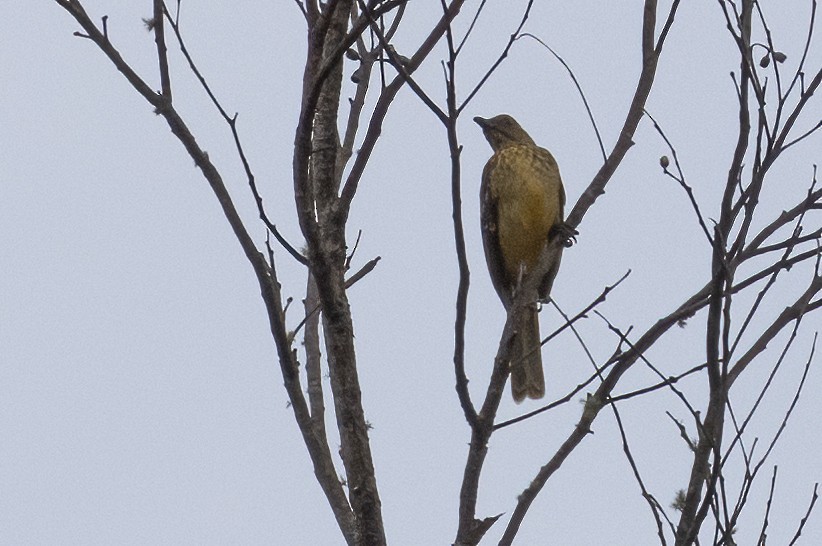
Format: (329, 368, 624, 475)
(475, 114, 566, 402)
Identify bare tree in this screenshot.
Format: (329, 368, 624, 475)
(50, 0, 821, 544)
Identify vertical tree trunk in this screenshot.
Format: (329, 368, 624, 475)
(300, 2, 386, 544)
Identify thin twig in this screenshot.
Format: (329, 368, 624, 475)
(437, 0, 478, 434)
(608, 364, 707, 404)
(454, 0, 488, 57)
(755, 466, 778, 545)
(153, 0, 171, 99)
(645, 109, 713, 245)
(780, 0, 816, 104)
(612, 406, 669, 545)
(749, 334, 816, 476)
(740, 170, 820, 257)
(666, 411, 697, 452)
(456, 0, 535, 115)
(788, 482, 820, 545)
(519, 33, 606, 162)
(161, 4, 307, 264)
(782, 119, 822, 151)
(290, 256, 382, 341)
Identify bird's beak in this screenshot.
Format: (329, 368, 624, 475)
(473, 116, 489, 128)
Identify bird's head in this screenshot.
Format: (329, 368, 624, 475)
(474, 114, 536, 151)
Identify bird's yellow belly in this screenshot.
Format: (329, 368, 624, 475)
(497, 184, 557, 282)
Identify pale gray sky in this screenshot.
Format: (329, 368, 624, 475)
(3, 2, 821, 544)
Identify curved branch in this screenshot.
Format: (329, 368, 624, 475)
(519, 33, 607, 162)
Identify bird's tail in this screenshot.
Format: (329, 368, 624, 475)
(510, 305, 545, 402)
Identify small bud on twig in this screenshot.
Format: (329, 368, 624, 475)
(660, 155, 670, 169)
(350, 66, 365, 84)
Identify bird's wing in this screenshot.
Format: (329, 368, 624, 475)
(534, 146, 565, 220)
(532, 146, 565, 299)
(480, 155, 513, 308)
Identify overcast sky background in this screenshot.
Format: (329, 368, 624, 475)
(3, 1, 821, 544)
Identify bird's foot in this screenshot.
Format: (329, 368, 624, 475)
(551, 222, 578, 248)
